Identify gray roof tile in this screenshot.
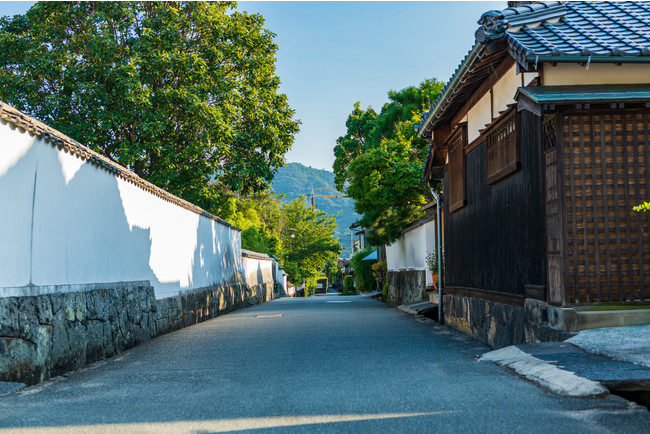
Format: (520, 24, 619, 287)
(508, 2, 650, 60)
(416, 1, 650, 138)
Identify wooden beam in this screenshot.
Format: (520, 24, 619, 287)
(468, 56, 516, 109)
(433, 125, 451, 145)
(445, 286, 525, 308)
(451, 102, 470, 128)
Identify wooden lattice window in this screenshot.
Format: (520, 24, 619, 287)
(448, 128, 466, 212)
(486, 110, 520, 184)
(562, 112, 650, 304)
(542, 114, 557, 152)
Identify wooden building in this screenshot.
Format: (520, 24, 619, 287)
(417, 1, 650, 347)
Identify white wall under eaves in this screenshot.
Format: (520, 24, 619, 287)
(386, 217, 437, 287)
(466, 64, 538, 144)
(243, 255, 274, 288)
(0, 117, 245, 299)
(543, 63, 650, 86)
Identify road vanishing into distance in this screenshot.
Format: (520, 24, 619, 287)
(1, 293, 649, 433)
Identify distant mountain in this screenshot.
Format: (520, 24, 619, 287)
(272, 162, 358, 258)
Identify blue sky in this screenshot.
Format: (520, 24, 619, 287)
(1, 1, 504, 171)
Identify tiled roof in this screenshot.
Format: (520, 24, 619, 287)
(507, 2, 650, 65)
(517, 84, 650, 104)
(241, 249, 273, 260)
(0, 101, 240, 232)
(416, 1, 650, 139)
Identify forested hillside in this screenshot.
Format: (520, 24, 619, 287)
(272, 163, 358, 258)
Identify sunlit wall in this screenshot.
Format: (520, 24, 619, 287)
(0, 115, 244, 299)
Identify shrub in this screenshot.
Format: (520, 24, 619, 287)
(343, 275, 355, 295)
(371, 260, 387, 282)
(350, 248, 376, 293)
(382, 282, 389, 302)
(425, 251, 438, 274)
(305, 277, 317, 297)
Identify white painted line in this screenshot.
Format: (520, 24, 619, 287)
(0, 412, 458, 433)
(326, 301, 352, 303)
(479, 346, 609, 398)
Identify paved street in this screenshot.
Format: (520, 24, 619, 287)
(1, 294, 649, 433)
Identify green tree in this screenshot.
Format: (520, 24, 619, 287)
(282, 196, 341, 287)
(210, 188, 285, 257)
(322, 259, 341, 287)
(332, 79, 444, 245)
(332, 102, 378, 191)
(0, 2, 299, 208)
(350, 248, 376, 293)
(209, 189, 341, 288)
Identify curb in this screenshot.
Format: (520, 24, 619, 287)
(479, 346, 609, 398)
(397, 301, 437, 316)
(0, 381, 26, 395)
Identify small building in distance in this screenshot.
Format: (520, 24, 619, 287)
(417, 1, 650, 347)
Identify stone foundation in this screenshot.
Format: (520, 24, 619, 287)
(0, 280, 274, 385)
(386, 270, 427, 305)
(443, 294, 575, 349)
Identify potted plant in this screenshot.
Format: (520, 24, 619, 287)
(426, 251, 439, 291)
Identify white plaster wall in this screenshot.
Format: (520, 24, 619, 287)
(492, 65, 520, 117)
(523, 72, 539, 86)
(243, 256, 274, 287)
(543, 63, 650, 86)
(466, 67, 539, 144)
(0, 121, 35, 287)
(467, 91, 492, 144)
(386, 219, 437, 285)
(0, 120, 244, 299)
(272, 262, 287, 294)
(424, 220, 437, 287)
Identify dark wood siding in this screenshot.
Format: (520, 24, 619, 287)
(448, 129, 466, 212)
(543, 114, 566, 305)
(559, 111, 650, 303)
(444, 110, 547, 297)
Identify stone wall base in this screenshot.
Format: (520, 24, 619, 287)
(443, 294, 575, 349)
(386, 270, 427, 306)
(0, 280, 274, 385)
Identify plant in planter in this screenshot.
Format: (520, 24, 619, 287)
(633, 201, 650, 212)
(425, 250, 443, 291)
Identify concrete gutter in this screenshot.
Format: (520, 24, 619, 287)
(547, 305, 650, 332)
(525, 55, 650, 64)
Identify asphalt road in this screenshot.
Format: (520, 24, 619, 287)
(1, 294, 649, 433)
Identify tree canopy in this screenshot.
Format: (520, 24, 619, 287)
(281, 196, 341, 286)
(212, 189, 286, 258)
(332, 79, 444, 245)
(212, 191, 341, 289)
(0, 1, 299, 208)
